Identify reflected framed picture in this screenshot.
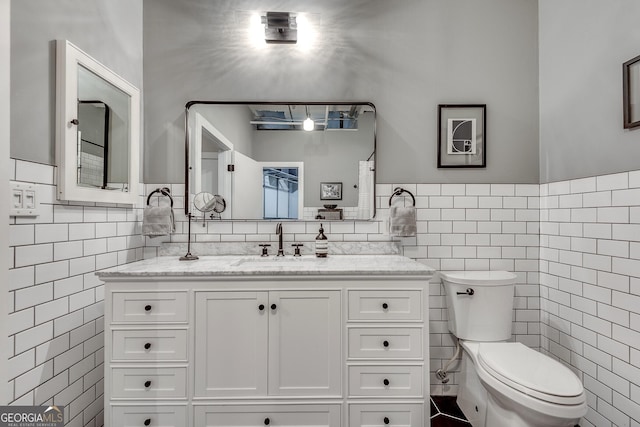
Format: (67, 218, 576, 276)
(320, 182, 342, 200)
(437, 104, 486, 168)
(623, 54, 640, 129)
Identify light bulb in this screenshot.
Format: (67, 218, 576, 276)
(303, 117, 314, 131)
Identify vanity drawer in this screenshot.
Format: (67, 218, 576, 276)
(349, 403, 424, 427)
(111, 291, 188, 323)
(193, 404, 341, 426)
(348, 327, 423, 359)
(111, 367, 187, 399)
(348, 290, 422, 321)
(111, 405, 187, 427)
(348, 365, 423, 397)
(112, 329, 188, 361)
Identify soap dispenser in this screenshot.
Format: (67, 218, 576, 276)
(315, 223, 328, 258)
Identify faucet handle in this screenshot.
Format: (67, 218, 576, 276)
(292, 243, 303, 257)
(258, 244, 271, 257)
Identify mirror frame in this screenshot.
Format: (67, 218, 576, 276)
(623, 53, 640, 129)
(55, 40, 140, 204)
(184, 101, 377, 219)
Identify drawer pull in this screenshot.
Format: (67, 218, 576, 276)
(264, 417, 270, 425)
(383, 378, 390, 386)
(383, 416, 390, 425)
(258, 304, 265, 311)
(144, 419, 151, 426)
(382, 340, 390, 348)
(144, 342, 151, 350)
(382, 302, 389, 310)
(270, 303, 277, 310)
(144, 304, 152, 312)
(144, 380, 152, 388)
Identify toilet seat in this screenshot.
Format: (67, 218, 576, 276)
(477, 342, 584, 405)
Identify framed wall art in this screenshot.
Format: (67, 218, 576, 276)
(320, 182, 342, 200)
(437, 104, 486, 168)
(623, 54, 640, 129)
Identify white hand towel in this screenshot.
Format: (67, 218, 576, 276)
(142, 206, 175, 237)
(389, 206, 417, 237)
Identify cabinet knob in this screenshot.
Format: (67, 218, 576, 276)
(383, 416, 390, 425)
(382, 340, 390, 348)
(144, 419, 151, 426)
(144, 342, 151, 350)
(258, 304, 265, 311)
(382, 302, 389, 310)
(264, 417, 270, 425)
(383, 378, 390, 386)
(270, 303, 277, 310)
(144, 305, 152, 312)
(144, 380, 151, 388)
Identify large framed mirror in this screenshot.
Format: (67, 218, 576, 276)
(185, 102, 376, 221)
(55, 40, 140, 204)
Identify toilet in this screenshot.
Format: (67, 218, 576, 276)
(440, 271, 587, 427)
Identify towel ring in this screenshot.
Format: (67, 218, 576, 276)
(147, 187, 174, 207)
(388, 187, 415, 207)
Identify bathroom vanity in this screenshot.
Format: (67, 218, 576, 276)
(97, 255, 434, 427)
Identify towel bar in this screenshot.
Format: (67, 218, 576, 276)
(388, 187, 415, 207)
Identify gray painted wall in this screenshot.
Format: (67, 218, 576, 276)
(10, 0, 143, 165)
(539, 0, 640, 183)
(144, 0, 539, 185)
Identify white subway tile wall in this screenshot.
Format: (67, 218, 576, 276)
(540, 171, 640, 427)
(9, 158, 640, 426)
(8, 159, 145, 427)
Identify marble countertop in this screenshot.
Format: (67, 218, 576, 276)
(96, 255, 435, 278)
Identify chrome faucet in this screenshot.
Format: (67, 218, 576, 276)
(275, 223, 284, 256)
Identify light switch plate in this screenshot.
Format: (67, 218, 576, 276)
(10, 181, 39, 217)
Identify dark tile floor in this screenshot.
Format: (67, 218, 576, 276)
(430, 396, 471, 426)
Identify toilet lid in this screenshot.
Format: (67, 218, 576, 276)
(478, 342, 583, 399)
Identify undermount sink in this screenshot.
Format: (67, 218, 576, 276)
(231, 256, 320, 268)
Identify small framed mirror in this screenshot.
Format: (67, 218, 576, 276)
(55, 40, 140, 204)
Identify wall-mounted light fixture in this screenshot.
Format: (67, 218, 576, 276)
(261, 12, 297, 44)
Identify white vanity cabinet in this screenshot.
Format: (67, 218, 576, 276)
(99, 255, 433, 427)
(194, 290, 341, 397)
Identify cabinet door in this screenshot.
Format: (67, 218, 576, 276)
(268, 291, 341, 396)
(194, 291, 268, 397)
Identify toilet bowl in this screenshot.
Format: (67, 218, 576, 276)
(441, 271, 587, 427)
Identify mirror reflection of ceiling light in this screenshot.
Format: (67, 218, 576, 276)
(303, 106, 314, 131)
(303, 116, 314, 131)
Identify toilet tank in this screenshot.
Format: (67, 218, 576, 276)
(441, 271, 517, 341)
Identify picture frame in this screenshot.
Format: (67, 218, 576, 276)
(623, 54, 640, 129)
(320, 182, 342, 200)
(437, 104, 486, 168)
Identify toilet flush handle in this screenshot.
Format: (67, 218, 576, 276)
(456, 288, 474, 296)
